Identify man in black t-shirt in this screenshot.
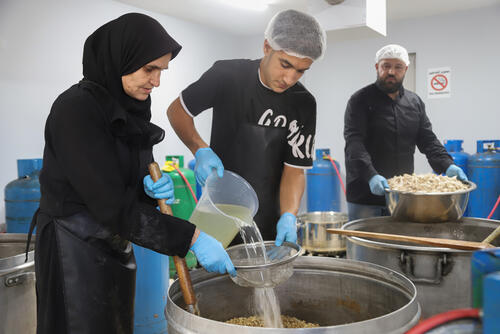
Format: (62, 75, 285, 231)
(167, 10, 326, 245)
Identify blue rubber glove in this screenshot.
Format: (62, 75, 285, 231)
(194, 148, 224, 187)
(143, 173, 175, 204)
(275, 212, 297, 247)
(446, 164, 468, 181)
(190, 231, 236, 277)
(266, 246, 289, 261)
(369, 174, 389, 196)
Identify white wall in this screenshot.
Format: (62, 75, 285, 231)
(307, 5, 500, 174)
(0, 0, 245, 221)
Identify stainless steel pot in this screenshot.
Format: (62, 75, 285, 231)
(166, 256, 421, 333)
(297, 211, 348, 253)
(343, 217, 500, 318)
(0, 233, 36, 334)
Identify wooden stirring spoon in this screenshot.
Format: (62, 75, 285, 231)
(327, 228, 495, 251)
(149, 162, 200, 316)
(482, 224, 500, 245)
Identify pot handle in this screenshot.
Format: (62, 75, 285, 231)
(0, 260, 35, 277)
(5, 271, 36, 287)
(296, 218, 305, 242)
(399, 252, 453, 285)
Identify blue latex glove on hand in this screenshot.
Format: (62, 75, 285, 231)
(369, 174, 389, 196)
(266, 246, 289, 261)
(194, 148, 224, 187)
(190, 231, 236, 277)
(275, 212, 297, 247)
(143, 173, 175, 204)
(446, 164, 468, 181)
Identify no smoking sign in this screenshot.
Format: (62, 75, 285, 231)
(428, 67, 451, 98)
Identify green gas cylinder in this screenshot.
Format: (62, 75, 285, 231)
(162, 155, 198, 277)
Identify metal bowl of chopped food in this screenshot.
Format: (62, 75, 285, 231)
(385, 174, 476, 223)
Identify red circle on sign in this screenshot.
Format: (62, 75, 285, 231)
(431, 74, 448, 91)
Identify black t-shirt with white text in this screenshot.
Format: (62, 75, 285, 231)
(181, 59, 316, 169)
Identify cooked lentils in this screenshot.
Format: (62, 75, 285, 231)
(388, 173, 469, 193)
(226, 315, 320, 328)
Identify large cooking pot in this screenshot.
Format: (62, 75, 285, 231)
(166, 256, 421, 333)
(0, 233, 36, 334)
(297, 211, 348, 253)
(343, 217, 500, 318)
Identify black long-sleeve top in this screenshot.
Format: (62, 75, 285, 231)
(39, 80, 195, 256)
(344, 83, 453, 206)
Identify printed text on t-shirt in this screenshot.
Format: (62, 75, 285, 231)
(257, 108, 314, 159)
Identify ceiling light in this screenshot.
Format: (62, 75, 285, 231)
(215, 0, 270, 11)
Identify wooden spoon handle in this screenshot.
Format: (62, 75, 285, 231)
(148, 162, 199, 315)
(327, 228, 493, 251)
(148, 162, 173, 215)
(482, 224, 500, 245)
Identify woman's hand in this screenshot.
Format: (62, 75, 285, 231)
(143, 173, 175, 204)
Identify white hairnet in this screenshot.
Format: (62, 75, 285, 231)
(264, 9, 326, 61)
(375, 44, 410, 66)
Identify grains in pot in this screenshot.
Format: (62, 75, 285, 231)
(388, 173, 469, 193)
(226, 315, 320, 328)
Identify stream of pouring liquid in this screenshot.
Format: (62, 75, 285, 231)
(190, 204, 284, 328)
(238, 219, 284, 328)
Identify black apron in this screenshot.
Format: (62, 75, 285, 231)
(227, 122, 286, 244)
(30, 210, 136, 334)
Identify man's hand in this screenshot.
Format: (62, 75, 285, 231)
(368, 174, 389, 196)
(275, 212, 297, 246)
(446, 164, 468, 181)
(194, 148, 224, 187)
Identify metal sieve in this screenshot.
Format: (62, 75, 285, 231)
(226, 241, 301, 288)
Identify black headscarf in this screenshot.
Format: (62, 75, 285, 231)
(82, 13, 181, 144)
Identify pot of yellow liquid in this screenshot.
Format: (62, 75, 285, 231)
(189, 170, 259, 248)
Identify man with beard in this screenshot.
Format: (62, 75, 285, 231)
(343, 44, 467, 220)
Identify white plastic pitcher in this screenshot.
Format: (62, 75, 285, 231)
(188, 170, 259, 248)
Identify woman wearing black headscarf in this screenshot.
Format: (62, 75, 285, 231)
(32, 13, 235, 334)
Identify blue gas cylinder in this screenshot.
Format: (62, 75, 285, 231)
(132, 244, 169, 334)
(444, 140, 471, 215)
(467, 140, 500, 219)
(471, 248, 500, 334)
(483, 272, 500, 334)
(4, 159, 43, 233)
(443, 140, 469, 174)
(187, 158, 202, 199)
(471, 248, 500, 308)
(306, 148, 341, 212)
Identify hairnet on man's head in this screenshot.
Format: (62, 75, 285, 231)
(375, 44, 410, 66)
(264, 9, 326, 61)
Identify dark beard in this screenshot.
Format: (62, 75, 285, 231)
(375, 75, 403, 94)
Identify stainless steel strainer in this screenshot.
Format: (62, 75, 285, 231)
(226, 241, 301, 288)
